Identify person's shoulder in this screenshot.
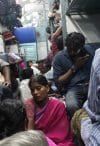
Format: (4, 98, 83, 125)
(53, 50, 64, 62)
(84, 44, 95, 56)
(49, 97, 65, 107)
(53, 49, 68, 65)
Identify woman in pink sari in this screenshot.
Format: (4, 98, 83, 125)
(25, 75, 76, 146)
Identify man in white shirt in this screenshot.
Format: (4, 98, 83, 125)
(27, 60, 40, 75)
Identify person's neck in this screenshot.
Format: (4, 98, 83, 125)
(35, 98, 49, 108)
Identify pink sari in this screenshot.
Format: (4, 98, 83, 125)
(25, 97, 76, 146)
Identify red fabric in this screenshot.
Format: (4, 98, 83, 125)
(47, 35, 59, 63)
(25, 98, 34, 119)
(51, 35, 59, 56)
(25, 98, 76, 146)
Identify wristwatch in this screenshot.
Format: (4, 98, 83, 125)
(71, 65, 76, 73)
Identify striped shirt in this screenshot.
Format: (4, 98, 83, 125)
(82, 48, 100, 145)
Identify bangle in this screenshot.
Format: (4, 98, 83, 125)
(71, 65, 76, 73)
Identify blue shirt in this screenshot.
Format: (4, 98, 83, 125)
(53, 45, 94, 94)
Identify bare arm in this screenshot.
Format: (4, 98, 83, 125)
(0, 59, 11, 84)
(58, 56, 89, 84)
(27, 118, 35, 130)
(2, 65, 11, 84)
(58, 68, 74, 84)
(52, 26, 62, 38)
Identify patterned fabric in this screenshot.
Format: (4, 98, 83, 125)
(82, 48, 100, 145)
(71, 109, 88, 136)
(81, 116, 92, 146)
(84, 48, 100, 121)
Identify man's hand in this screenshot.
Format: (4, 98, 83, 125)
(74, 55, 89, 70)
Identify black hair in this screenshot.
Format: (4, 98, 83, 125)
(0, 99, 25, 139)
(56, 35, 64, 50)
(65, 32, 85, 50)
(46, 26, 59, 34)
(46, 26, 51, 34)
(0, 85, 13, 102)
(20, 67, 33, 80)
(29, 75, 48, 91)
(26, 60, 33, 67)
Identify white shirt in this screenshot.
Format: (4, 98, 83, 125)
(31, 66, 40, 75)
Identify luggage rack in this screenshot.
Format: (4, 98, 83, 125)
(67, 0, 100, 15)
(65, 0, 100, 43)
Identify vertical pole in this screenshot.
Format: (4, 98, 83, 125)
(35, 29, 38, 61)
(60, 0, 68, 46)
(43, 0, 49, 53)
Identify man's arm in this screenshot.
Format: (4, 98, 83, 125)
(53, 55, 89, 85)
(52, 26, 62, 38)
(57, 67, 75, 84)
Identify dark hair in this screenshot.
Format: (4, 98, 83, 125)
(29, 75, 48, 90)
(56, 35, 64, 50)
(0, 99, 25, 139)
(46, 26, 51, 34)
(65, 32, 85, 50)
(46, 26, 59, 34)
(21, 68, 33, 80)
(27, 60, 33, 67)
(0, 85, 13, 102)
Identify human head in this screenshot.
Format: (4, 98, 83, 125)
(29, 75, 49, 104)
(0, 85, 13, 102)
(56, 35, 64, 51)
(46, 26, 51, 34)
(20, 67, 33, 80)
(37, 59, 47, 74)
(65, 32, 85, 59)
(0, 99, 25, 139)
(0, 130, 49, 146)
(27, 60, 33, 67)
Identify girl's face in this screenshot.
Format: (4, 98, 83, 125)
(31, 82, 49, 103)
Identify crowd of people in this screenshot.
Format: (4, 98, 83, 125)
(0, 1, 100, 146)
(0, 29, 100, 146)
(0, 0, 100, 146)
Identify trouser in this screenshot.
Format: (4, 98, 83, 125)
(65, 84, 88, 119)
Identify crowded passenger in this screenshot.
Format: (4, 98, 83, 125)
(25, 74, 76, 146)
(0, 98, 25, 140)
(71, 48, 100, 146)
(27, 60, 40, 75)
(20, 67, 33, 103)
(46, 25, 63, 64)
(0, 85, 13, 102)
(0, 130, 56, 146)
(53, 32, 94, 119)
(0, 58, 11, 86)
